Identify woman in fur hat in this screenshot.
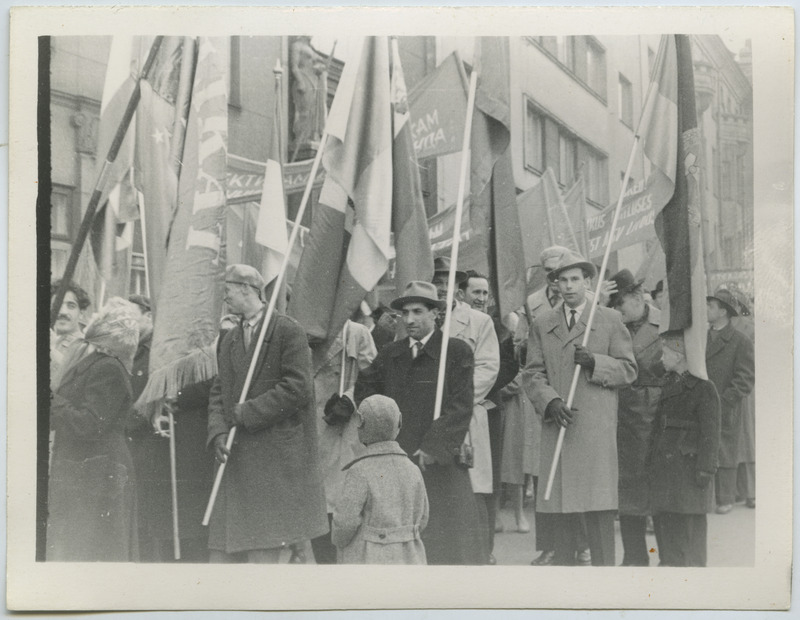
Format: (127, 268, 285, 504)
(47, 297, 140, 561)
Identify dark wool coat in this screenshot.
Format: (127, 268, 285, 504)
(206, 312, 328, 553)
(523, 303, 637, 513)
(732, 316, 755, 465)
(355, 329, 486, 565)
(648, 372, 721, 514)
(705, 323, 755, 468)
(332, 440, 429, 564)
(618, 305, 664, 516)
(48, 351, 138, 561)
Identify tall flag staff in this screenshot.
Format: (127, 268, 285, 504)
(202, 72, 332, 528)
(432, 56, 479, 421)
(50, 36, 164, 326)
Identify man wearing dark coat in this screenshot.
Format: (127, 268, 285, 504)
(705, 288, 755, 515)
(648, 331, 721, 567)
(207, 264, 328, 563)
(353, 281, 485, 565)
(607, 270, 665, 566)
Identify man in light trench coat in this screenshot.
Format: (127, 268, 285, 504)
(523, 251, 637, 566)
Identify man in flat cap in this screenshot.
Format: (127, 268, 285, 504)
(523, 250, 637, 566)
(607, 269, 665, 565)
(705, 288, 755, 515)
(206, 264, 327, 563)
(355, 281, 485, 565)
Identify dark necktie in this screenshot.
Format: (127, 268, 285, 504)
(243, 322, 253, 349)
(568, 309, 577, 331)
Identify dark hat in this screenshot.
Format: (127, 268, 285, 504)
(432, 256, 468, 285)
(225, 264, 266, 292)
(606, 269, 645, 307)
(390, 281, 446, 311)
(128, 294, 152, 313)
(660, 329, 685, 354)
(707, 288, 739, 317)
(547, 249, 597, 281)
(651, 280, 664, 298)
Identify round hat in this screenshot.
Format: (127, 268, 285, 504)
(432, 256, 468, 285)
(357, 394, 403, 445)
(606, 269, 645, 307)
(225, 264, 266, 292)
(548, 249, 597, 281)
(390, 281, 446, 311)
(707, 287, 739, 317)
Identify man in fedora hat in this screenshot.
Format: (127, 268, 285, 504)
(523, 250, 637, 566)
(607, 269, 665, 565)
(705, 287, 754, 515)
(206, 264, 328, 563)
(354, 280, 486, 565)
(432, 258, 500, 563)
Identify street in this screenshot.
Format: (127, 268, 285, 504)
(493, 495, 756, 566)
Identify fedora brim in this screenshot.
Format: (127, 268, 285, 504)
(433, 269, 468, 284)
(390, 295, 446, 311)
(706, 295, 738, 317)
(607, 278, 646, 306)
(550, 261, 597, 281)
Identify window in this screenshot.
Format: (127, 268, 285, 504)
(229, 37, 241, 109)
(51, 185, 73, 240)
(583, 148, 608, 206)
(559, 132, 576, 185)
(529, 36, 607, 100)
(618, 73, 633, 128)
(523, 100, 544, 172)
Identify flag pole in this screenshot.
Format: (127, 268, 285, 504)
(431, 65, 479, 421)
(338, 321, 349, 396)
(167, 406, 181, 559)
(543, 56, 663, 501)
(203, 126, 330, 526)
(50, 36, 164, 327)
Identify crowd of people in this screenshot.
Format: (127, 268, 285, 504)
(47, 244, 755, 566)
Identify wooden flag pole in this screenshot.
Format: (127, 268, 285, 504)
(203, 128, 330, 526)
(543, 64, 662, 501)
(338, 321, 349, 396)
(50, 36, 164, 327)
(431, 66, 478, 421)
(167, 407, 181, 559)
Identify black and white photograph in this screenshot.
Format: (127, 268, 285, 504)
(6, 4, 794, 612)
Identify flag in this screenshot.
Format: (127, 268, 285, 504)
(290, 37, 393, 343)
(408, 52, 470, 160)
(390, 38, 434, 293)
(255, 91, 289, 287)
(465, 37, 527, 319)
(646, 35, 708, 379)
(133, 36, 194, 307)
(137, 36, 229, 410)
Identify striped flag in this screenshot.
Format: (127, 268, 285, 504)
(390, 38, 434, 293)
(466, 37, 527, 320)
(645, 35, 708, 379)
(138, 37, 229, 409)
(290, 37, 393, 343)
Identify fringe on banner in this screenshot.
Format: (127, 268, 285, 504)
(133, 343, 218, 419)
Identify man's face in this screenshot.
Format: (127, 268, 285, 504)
(431, 274, 449, 302)
(402, 301, 438, 340)
(223, 283, 248, 315)
(543, 257, 561, 293)
(556, 267, 588, 308)
(614, 293, 645, 324)
(706, 299, 727, 325)
(462, 277, 490, 313)
(52, 290, 83, 336)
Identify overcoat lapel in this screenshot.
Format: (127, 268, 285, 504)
(706, 323, 733, 359)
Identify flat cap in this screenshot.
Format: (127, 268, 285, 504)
(225, 264, 266, 292)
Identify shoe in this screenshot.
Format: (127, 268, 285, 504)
(746, 498, 756, 509)
(488, 554, 497, 565)
(289, 547, 307, 564)
(715, 503, 733, 515)
(576, 548, 591, 566)
(494, 518, 505, 533)
(516, 514, 530, 533)
(530, 550, 554, 566)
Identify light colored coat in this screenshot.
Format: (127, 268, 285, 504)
(523, 302, 637, 513)
(332, 440, 429, 564)
(448, 300, 500, 494)
(313, 321, 377, 512)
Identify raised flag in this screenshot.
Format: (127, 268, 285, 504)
(465, 37, 527, 319)
(408, 52, 470, 160)
(290, 37, 393, 343)
(650, 34, 708, 379)
(138, 37, 229, 410)
(390, 37, 434, 293)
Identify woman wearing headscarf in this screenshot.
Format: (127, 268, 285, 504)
(47, 297, 140, 561)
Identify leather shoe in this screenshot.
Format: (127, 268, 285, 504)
(530, 550, 554, 566)
(576, 548, 591, 566)
(746, 498, 756, 509)
(715, 503, 733, 515)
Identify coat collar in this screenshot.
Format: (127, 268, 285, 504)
(706, 321, 735, 359)
(341, 440, 409, 470)
(389, 328, 442, 360)
(541, 301, 592, 346)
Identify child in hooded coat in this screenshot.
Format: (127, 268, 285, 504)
(332, 395, 429, 564)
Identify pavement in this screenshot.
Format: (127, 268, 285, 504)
(492, 495, 755, 567)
